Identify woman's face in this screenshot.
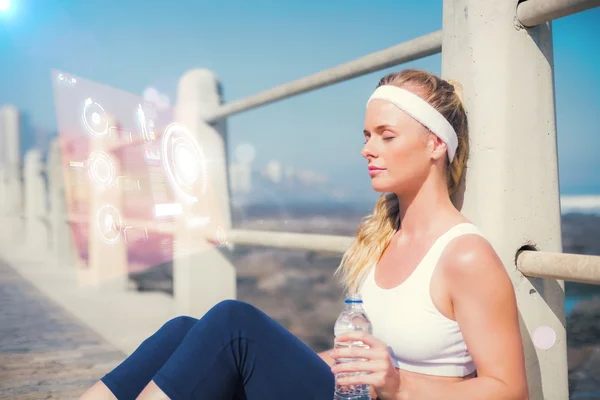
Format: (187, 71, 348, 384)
(361, 97, 439, 195)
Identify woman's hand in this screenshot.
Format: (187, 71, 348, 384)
(330, 330, 401, 400)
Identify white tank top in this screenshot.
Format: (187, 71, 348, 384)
(358, 222, 485, 377)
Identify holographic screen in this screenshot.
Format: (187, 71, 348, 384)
(51, 70, 229, 283)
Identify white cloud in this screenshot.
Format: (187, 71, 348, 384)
(143, 87, 171, 110)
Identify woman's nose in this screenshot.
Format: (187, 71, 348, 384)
(361, 141, 377, 159)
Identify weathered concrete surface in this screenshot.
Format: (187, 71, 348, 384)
(0, 243, 177, 357)
(0, 260, 125, 399)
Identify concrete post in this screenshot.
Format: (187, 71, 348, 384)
(1, 105, 21, 177)
(0, 108, 5, 218)
(23, 149, 49, 252)
(5, 174, 24, 243)
(48, 137, 74, 266)
(82, 116, 128, 290)
(441, 1, 567, 399)
(0, 168, 8, 243)
(0, 106, 24, 243)
(172, 69, 236, 317)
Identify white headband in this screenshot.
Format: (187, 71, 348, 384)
(366, 85, 458, 162)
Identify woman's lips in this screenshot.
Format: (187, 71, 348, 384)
(368, 166, 386, 177)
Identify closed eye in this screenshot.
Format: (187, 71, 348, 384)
(363, 131, 371, 144)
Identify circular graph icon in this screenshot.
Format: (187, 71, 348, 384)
(161, 123, 207, 203)
(87, 151, 115, 186)
(96, 205, 122, 243)
(82, 98, 108, 136)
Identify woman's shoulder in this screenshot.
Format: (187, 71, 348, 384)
(440, 224, 508, 290)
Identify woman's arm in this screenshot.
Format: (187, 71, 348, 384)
(400, 235, 529, 400)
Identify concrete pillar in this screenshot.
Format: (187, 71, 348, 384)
(0, 167, 6, 212)
(48, 137, 74, 266)
(441, 1, 567, 399)
(1, 105, 21, 177)
(0, 108, 5, 241)
(0, 168, 9, 243)
(0, 107, 5, 171)
(172, 69, 236, 317)
(0, 167, 21, 245)
(24, 149, 49, 252)
(81, 116, 128, 290)
(0, 114, 3, 168)
(0, 106, 24, 243)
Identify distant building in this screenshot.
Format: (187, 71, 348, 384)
(264, 160, 282, 183)
(230, 161, 252, 194)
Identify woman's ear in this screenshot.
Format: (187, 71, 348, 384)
(428, 133, 448, 161)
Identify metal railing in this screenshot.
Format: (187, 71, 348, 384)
(517, 250, 600, 285)
(65, 203, 600, 284)
(58, 0, 600, 285)
(202, 2, 600, 285)
(65, 214, 354, 253)
(204, 31, 443, 122)
(517, 0, 600, 27)
(9, 2, 600, 273)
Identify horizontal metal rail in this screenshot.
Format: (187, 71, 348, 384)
(517, 0, 600, 27)
(204, 30, 442, 123)
(517, 250, 600, 285)
(224, 229, 353, 253)
(58, 216, 600, 279)
(65, 215, 353, 253)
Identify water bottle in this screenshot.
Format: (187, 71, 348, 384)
(333, 292, 372, 400)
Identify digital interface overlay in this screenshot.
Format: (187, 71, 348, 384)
(51, 70, 229, 280)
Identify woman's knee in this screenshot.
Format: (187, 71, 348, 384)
(160, 315, 198, 336)
(206, 300, 263, 326)
(210, 299, 256, 315)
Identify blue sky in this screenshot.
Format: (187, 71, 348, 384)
(1, 0, 599, 202)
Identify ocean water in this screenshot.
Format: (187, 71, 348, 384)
(557, 196, 599, 317)
(565, 296, 583, 315)
(565, 295, 600, 316)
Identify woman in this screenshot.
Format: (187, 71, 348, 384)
(80, 69, 529, 400)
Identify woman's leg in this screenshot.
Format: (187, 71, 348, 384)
(146, 300, 335, 400)
(97, 316, 198, 399)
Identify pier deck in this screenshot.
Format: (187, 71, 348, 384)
(0, 261, 124, 400)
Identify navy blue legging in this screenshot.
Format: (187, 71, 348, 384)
(101, 300, 335, 399)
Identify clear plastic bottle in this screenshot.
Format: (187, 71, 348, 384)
(333, 292, 372, 400)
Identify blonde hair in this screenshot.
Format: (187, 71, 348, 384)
(334, 69, 470, 293)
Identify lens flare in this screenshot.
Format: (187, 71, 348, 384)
(0, 0, 10, 12)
